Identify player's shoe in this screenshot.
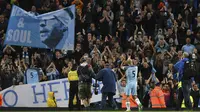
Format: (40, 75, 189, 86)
(138, 104, 143, 111)
(126, 109, 131, 111)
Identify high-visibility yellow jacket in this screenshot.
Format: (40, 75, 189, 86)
(47, 92, 57, 107)
(68, 70, 79, 81)
(178, 82, 194, 108)
(181, 96, 193, 108)
(68, 70, 78, 105)
(178, 82, 182, 89)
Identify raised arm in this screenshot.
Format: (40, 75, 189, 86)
(3, 45, 16, 53)
(117, 68, 124, 78)
(22, 59, 27, 70)
(3, 45, 8, 53)
(105, 15, 110, 22)
(134, 25, 138, 36)
(120, 60, 126, 70)
(99, 17, 105, 23)
(79, 0, 83, 7)
(106, 46, 114, 60)
(141, 25, 146, 35)
(9, 45, 16, 52)
(46, 62, 54, 71)
(166, 51, 173, 58)
(101, 47, 107, 60)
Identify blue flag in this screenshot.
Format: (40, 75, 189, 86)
(4, 5, 75, 50)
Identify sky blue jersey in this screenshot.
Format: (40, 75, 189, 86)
(125, 66, 138, 84)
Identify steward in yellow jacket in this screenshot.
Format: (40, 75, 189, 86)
(182, 96, 193, 108)
(68, 64, 81, 110)
(47, 92, 57, 107)
(178, 82, 194, 108)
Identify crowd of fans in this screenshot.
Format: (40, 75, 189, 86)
(1, 0, 200, 109)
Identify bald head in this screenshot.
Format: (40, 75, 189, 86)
(183, 52, 189, 58)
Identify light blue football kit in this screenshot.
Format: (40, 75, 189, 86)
(124, 66, 138, 96)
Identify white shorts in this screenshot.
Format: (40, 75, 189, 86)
(125, 82, 137, 96)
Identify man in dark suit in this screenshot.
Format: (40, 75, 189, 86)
(96, 63, 118, 110)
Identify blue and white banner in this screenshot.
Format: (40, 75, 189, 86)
(4, 5, 75, 50)
(0, 78, 120, 107)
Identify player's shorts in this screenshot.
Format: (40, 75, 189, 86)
(125, 82, 137, 96)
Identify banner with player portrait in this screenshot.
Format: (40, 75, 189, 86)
(4, 5, 75, 51)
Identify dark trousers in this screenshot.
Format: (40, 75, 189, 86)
(68, 81, 81, 110)
(143, 91, 150, 108)
(177, 80, 192, 110)
(100, 92, 118, 110)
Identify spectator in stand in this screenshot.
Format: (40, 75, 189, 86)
(29, 6, 39, 16)
(116, 75, 126, 105)
(162, 83, 171, 107)
(0, 15, 8, 38)
(21, 47, 31, 65)
(73, 43, 84, 65)
(46, 62, 60, 80)
(99, 10, 110, 38)
(155, 38, 169, 53)
(13, 58, 24, 85)
(3, 3, 11, 20)
(11, 0, 19, 5)
(106, 5, 114, 35)
(186, 29, 195, 44)
(140, 61, 152, 81)
(83, 2, 93, 29)
(191, 84, 200, 109)
(182, 38, 195, 54)
(53, 51, 64, 75)
(62, 60, 72, 78)
(117, 16, 127, 51)
(154, 53, 164, 81)
(143, 12, 156, 37)
(72, 0, 83, 13)
(87, 23, 100, 39)
(115, 4, 125, 22)
(62, 0, 70, 7)
(0, 58, 16, 90)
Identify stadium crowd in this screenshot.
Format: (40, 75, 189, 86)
(1, 0, 200, 110)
